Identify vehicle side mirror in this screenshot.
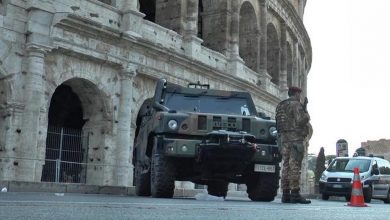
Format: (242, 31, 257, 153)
(372, 167, 379, 175)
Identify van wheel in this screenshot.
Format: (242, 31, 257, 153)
(364, 186, 372, 203)
(321, 193, 329, 200)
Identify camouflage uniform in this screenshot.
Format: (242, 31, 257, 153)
(276, 96, 311, 191)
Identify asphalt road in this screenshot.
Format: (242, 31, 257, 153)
(0, 192, 389, 220)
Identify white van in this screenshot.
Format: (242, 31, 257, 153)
(319, 156, 390, 203)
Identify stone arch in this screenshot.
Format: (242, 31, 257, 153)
(132, 76, 157, 134)
(139, 0, 156, 22)
(42, 77, 113, 184)
(267, 23, 280, 85)
(239, 1, 258, 71)
(286, 41, 293, 87)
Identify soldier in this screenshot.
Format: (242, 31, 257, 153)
(276, 86, 312, 204)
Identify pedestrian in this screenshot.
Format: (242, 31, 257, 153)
(276, 86, 312, 204)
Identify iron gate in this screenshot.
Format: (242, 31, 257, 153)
(41, 126, 89, 183)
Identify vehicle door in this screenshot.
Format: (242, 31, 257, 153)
(372, 160, 390, 198)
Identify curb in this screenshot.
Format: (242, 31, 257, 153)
(0, 180, 317, 199)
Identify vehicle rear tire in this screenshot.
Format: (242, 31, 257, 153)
(321, 193, 329, 200)
(207, 180, 229, 198)
(364, 186, 372, 203)
(134, 158, 151, 196)
(150, 144, 175, 198)
(246, 164, 280, 202)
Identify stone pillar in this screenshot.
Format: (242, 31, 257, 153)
(280, 23, 288, 97)
(229, 1, 240, 59)
(121, 0, 144, 39)
(258, 0, 271, 88)
(227, 1, 245, 77)
(20, 4, 53, 182)
(183, 0, 198, 37)
(115, 63, 137, 187)
(182, 0, 203, 58)
(19, 45, 48, 181)
(259, 0, 267, 74)
(201, 3, 229, 54)
(155, 0, 185, 34)
(292, 41, 299, 86)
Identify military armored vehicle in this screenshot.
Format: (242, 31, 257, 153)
(133, 79, 281, 201)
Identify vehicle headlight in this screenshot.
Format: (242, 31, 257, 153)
(320, 173, 327, 182)
(269, 126, 277, 137)
(168, 120, 178, 130)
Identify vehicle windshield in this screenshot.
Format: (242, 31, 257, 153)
(327, 158, 371, 173)
(164, 92, 253, 115)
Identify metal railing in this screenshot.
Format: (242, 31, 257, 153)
(42, 159, 87, 183)
(0, 156, 133, 184)
(41, 126, 89, 183)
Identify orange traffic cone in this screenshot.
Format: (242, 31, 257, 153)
(347, 167, 367, 207)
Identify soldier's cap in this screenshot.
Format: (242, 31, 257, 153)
(288, 86, 302, 93)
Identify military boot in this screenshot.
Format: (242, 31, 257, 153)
(290, 189, 311, 204)
(281, 189, 291, 203)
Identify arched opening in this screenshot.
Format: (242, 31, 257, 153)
(140, 0, 156, 22)
(267, 23, 280, 85)
(239, 2, 258, 72)
(48, 84, 85, 129)
(286, 42, 293, 87)
(42, 78, 110, 184)
(42, 84, 87, 183)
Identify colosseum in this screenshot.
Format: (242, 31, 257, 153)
(0, 0, 311, 192)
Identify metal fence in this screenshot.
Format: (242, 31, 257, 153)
(41, 126, 89, 183)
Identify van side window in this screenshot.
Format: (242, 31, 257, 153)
(378, 160, 390, 175)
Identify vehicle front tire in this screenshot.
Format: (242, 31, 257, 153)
(321, 193, 329, 200)
(150, 143, 175, 198)
(134, 159, 151, 196)
(207, 180, 229, 198)
(345, 194, 351, 201)
(246, 164, 280, 202)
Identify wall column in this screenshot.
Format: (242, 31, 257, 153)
(182, 0, 203, 58)
(280, 23, 288, 97)
(115, 63, 137, 187)
(121, 0, 144, 39)
(19, 45, 48, 181)
(292, 40, 299, 86)
(227, 0, 244, 77)
(258, 0, 271, 88)
(229, 1, 240, 59)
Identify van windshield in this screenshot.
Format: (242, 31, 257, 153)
(327, 159, 371, 173)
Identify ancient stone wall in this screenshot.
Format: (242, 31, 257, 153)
(0, 0, 312, 191)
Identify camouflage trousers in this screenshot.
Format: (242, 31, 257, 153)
(281, 141, 305, 190)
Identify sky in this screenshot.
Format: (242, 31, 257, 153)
(304, 0, 390, 156)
